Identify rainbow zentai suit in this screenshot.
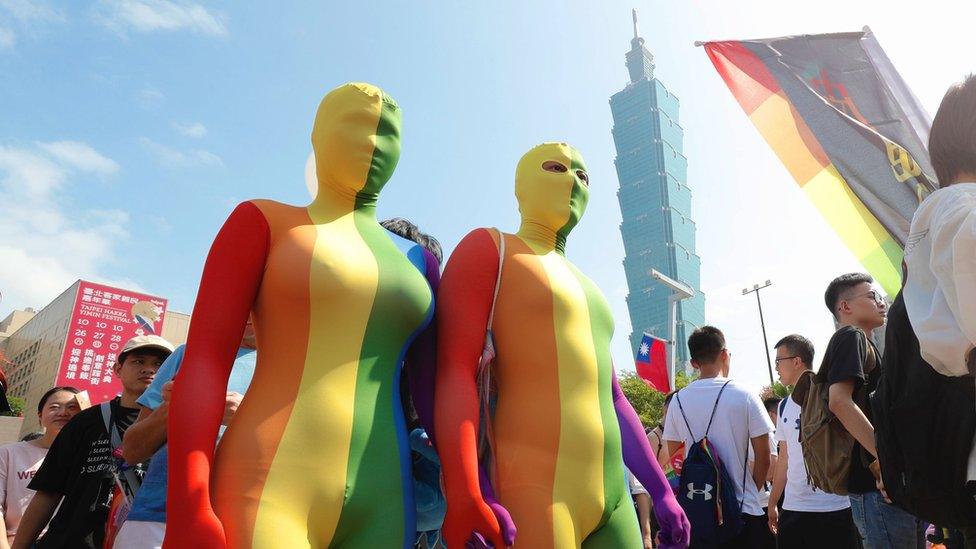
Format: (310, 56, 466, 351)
(165, 83, 438, 549)
(435, 143, 690, 548)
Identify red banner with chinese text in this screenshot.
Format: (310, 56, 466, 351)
(57, 281, 168, 404)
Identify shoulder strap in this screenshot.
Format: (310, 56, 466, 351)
(100, 401, 119, 447)
(647, 426, 663, 455)
(654, 427, 664, 455)
(674, 391, 698, 442)
(864, 336, 878, 373)
(703, 380, 732, 438)
(486, 228, 505, 331)
(101, 401, 141, 497)
(778, 398, 788, 418)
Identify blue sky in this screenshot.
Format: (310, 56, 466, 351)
(1, 0, 972, 391)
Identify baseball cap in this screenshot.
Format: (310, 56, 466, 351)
(117, 335, 175, 365)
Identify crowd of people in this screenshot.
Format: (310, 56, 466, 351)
(627, 74, 976, 548)
(0, 76, 972, 548)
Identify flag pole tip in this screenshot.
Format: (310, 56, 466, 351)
(693, 41, 704, 47)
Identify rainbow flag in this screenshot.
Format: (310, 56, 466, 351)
(703, 30, 936, 295)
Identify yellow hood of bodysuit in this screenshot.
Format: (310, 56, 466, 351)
(310, 82, 401, 205)
(515, 142, 590, 254)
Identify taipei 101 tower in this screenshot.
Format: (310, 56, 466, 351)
(610, 10, 705, 368)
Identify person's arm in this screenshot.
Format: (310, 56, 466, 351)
(614, 372, 690, 548)
(10, 491, 60, 549)
(634, 492, 653, 549)
(435, 229, 510, 549)
(122, 405, 166, 465)
(656, 434, 670, 469)
(406, 247, 519, 539)
(928, 197, 976, 372)
(825, 330, 878, 458)
(767, 441, 788, 535)
(406, 247, 440, 439)
(124, 346, 182, 466)
(663, 410, 684, 465)
(750, 434, 770, 490)
(743, 390, 775, 490)
(828, 380, 877, 458)
(164, 202, 269, 549)
(767, 446, 778, 483)
(666, 440, 683, 461)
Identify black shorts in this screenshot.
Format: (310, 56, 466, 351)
(720, 512, 775, 549)
(778, 508, 860, 549)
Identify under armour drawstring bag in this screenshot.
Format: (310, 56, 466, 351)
(675, 381, 747, 546)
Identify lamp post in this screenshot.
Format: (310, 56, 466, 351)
(743, 280, 775, 384)
(650, 269, 694, 391)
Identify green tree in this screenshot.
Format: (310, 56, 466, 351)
(760, 381, 792, 401)
(2, 396, 25, 418)
(618, 370, 695, 428)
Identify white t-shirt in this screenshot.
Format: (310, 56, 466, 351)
(625, 468, 648, 495)
(0, 440, 48, 542)
(663, 377, 774, 516)
(747, 432, 776, 509)
(775, 398, 850, 512)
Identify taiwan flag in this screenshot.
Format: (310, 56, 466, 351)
(636, 333, 670, 393)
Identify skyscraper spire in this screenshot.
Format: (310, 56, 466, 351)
(625, 9, 654, 83)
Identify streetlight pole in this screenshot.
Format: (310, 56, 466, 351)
(650, 269, 694, 391)
(743, 280, 774, 385)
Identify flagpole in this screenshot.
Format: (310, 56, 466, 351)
(650, 269, 695, 391)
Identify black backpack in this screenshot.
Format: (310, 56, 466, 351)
(871, 292, 976, 528)
(674, 381, 747, 546)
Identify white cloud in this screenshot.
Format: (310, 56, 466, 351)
(0, 141, 132, 314)
(139, 137, 222, 168)
(137, 86, 164, 109)
(95, 0, 227, 37)
(0, 145, 65, 198)
(0, 25, 14, 48)
(37, 141, 120, 175)
(152, 215, 173, 234)
(172, 121, 206, 138)
(0, 0, 63, 50)
(0, 0, 62, 23)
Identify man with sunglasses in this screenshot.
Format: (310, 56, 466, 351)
(821, 273, 919, 548)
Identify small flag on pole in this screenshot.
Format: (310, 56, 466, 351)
(636, 333, 670, 393)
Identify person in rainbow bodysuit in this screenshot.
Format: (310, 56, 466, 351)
(164, 82, 439, 549)
(435, 143, 691, 548)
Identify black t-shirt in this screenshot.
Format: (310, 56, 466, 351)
(28, 397, 141, 549)
(820, 325, 881, 494)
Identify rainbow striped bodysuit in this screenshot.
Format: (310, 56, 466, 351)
(165, 83, 437, 549)
(435, 143, 688, 548)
